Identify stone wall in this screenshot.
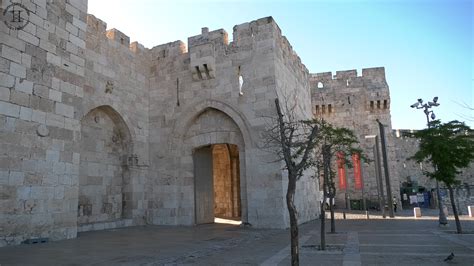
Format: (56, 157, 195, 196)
(309, 68, 401, 209)
(392, 129, 474, 213)
(1, 0, 328, 246)
(82, 14, 150, 227)
(146, 17, 320, 228)
(0, 0, 87, 246)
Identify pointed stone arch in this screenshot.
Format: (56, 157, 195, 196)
(172, 99, 254, 150)
(77, 105, 134, 227)
(171, 99, 253, 225)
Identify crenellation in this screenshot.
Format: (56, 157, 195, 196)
(335, 69, 357, 80)
(149, 41, 187, 59)
(86, 14, 107, 35)
(105, 28, 130, 47)
(129, 41, 145, 54)
(188, 28, 228, 50)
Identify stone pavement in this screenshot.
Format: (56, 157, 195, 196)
(0, 209, 473, 265)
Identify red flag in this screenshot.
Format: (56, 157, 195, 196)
(337, 151, 346, 190)
(352, 153, 363, 189)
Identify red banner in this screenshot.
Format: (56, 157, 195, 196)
(337, 151, 346, 190)
(352, 153, 363, 190)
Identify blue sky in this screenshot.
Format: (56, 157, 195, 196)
(88, 0, 473, 129)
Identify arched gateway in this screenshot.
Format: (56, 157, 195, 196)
(177, 103, 250, 225)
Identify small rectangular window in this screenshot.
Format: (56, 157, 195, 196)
(383, 100, 388, 109)
(377, 100, 381, 109)
(322, 105, 326, 114)
(370, 101, 374, 110)
(315, 105, 320, 115)
(328, 104, 332, 113)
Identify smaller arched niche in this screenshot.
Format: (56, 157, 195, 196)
(78, 105, 132, 225)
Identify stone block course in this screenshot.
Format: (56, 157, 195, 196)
(55, 103, 74, 118)
(9, 62, 27, 78)
(15, 79, 33, 94)
(0, 101, 20, 118)
(1, 45, 22, 64)
(0, 72, 15, 87)
(18, 30, 40, 46)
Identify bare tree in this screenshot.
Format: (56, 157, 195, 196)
(264, 98, 320, 266)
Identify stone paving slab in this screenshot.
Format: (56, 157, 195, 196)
(0, 211, 473, 265)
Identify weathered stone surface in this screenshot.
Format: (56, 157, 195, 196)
(9, 0, 470, 248)
(37, 124, 49, 137)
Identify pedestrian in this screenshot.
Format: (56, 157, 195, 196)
(393, 196, 397, 212)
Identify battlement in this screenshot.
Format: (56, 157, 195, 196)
(106, 28, 130, 47)
(149, 41, 187, 59)
(309, 67, 387, 90)
(86, 14, 147, 54)
(87, 14, 107, 34)
(392, 129, 417, 139)
(311, 67, 385, 81)
(231, 16, 278, 44)
(188, 28, 229, 48)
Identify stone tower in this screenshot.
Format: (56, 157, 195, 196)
(309, 68, 401, 209)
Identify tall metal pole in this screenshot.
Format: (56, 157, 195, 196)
(425, 112, 448, 225)
(374, 136, 386, 218)
(377, 119, 394, 218)
(411, 97, 446, 225)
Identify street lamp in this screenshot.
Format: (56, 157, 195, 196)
(410, 97, 439, 125)
(410, 96, 448, 225)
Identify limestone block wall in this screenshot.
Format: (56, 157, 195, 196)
(392, 129, 474, 212)
(273, 27, 320, 224)
(81, 14, 150, 226)
(0, 0, 88, 246)
(147, 17, 320, 228)
(310, 68, 401, 208)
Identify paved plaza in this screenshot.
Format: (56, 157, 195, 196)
(0, 209, 473, 265)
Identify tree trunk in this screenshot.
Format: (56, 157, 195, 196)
(330, 198, 335, 233)
(286, 174, 299, 266)
(436, 181, 448, 225)
(320, 144, 331, 249)
(320, 201, 326, 250)
(448, 185, 462, 234)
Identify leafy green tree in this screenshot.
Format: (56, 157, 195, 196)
(410, 120, 474, 233)
(314, 120, 363, 249)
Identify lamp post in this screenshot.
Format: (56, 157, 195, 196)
(376, 119, 395, 218)
(410, 96, 448, 225)
(365, 135, 386, 218)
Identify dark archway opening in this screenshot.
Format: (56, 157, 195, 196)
(194, 144, 241, 225)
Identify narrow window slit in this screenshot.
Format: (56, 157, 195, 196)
(176, 78, 180, 106)
(195, 66, 203, 80)
(238, 66, 243, 95)
(203, 64, 211, 79)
